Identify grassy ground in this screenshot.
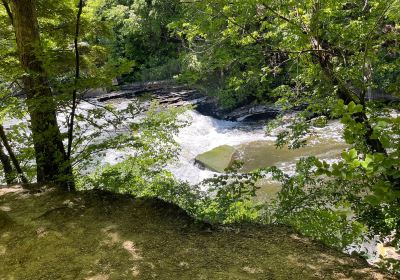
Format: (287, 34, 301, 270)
(0, 186, 394, 280)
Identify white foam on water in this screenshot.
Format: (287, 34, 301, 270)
(2, 98, 345, 185)
(68, 100, 346, 184)
(167, 110, 346, 184)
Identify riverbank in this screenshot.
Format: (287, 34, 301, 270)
(89, 80, 282, 122)
(0, 185, 394, 279)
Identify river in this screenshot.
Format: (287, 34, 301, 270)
(81, 97, 347, 190)
(168, 109, 347, 184)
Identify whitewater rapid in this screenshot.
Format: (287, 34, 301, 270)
(3, 98, 345, 185)
(167, 110, 273, 183)
(73, 98, 345, 184)
(166, 109, 346, 184)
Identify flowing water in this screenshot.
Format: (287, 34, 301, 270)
(167, 109, 346, 185)
(0, 94, 341, 186)
(76, 98, 347, 186)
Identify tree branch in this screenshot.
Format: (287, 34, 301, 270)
(0, 125, 28, 183)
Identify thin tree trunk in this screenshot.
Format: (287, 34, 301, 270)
(0, 125, 28, 183)
(10, 0, 74, 189)
(0, 142, 15, 185)
(67, 0, 84, 160)
(311, 48, 386, 154)
(1, 0, 13, 25)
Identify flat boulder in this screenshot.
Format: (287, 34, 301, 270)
(195, 145, 237, 173)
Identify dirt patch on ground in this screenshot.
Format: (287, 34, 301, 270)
(0, 187, 395, 279)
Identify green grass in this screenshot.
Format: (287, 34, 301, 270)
(0, 186, 394, 280)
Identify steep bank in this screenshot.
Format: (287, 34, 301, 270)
(0, 186, 394, 280)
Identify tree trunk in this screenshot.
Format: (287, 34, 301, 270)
(0, 142, 15, 185)
(313, 50, 386, 154)
(0, 125, 28, 183)
(67, 0, 84, 160)
(302, 2, 386, 154)
(10, 0, 74, 189)
(306, 10, 386, 154)
(1, 0, 13, 25)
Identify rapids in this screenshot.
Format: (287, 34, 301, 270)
(75, 98, 347, 185)
(167, 109, 346, 184)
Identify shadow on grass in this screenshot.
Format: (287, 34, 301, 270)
(0, 186, 394, 280)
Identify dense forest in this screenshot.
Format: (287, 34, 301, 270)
(0, 0, 399, 279)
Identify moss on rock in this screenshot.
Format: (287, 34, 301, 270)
(195, 145, 237, 173)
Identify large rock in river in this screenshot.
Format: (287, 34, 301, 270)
(195, 145, 237, 173)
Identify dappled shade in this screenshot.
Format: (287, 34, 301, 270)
(0, 186, 393, 280)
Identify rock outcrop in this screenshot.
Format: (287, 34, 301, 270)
(221, 104, 281, 121)
(90, 80, 282, 122)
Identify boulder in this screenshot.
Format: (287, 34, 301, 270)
(195, 145, 237, 173)
(84, 88, 108, 98)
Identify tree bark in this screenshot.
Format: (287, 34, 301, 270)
(10, 0, 74, 189)
(306, 2, 386, 154)
(0, 125, 28, 183)
(0, 142, 15, 185)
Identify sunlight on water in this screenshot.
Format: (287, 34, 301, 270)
(167, 109, 346, 185)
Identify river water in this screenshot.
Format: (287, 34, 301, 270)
(167, 108, 395, 265)
(2, 98, 346, 183)
(79, 97, 347, 187)
(167, 109, 346, 185)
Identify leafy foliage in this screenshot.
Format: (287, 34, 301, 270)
(95, 0, 183, 81)
(76, 103, 190, 193)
